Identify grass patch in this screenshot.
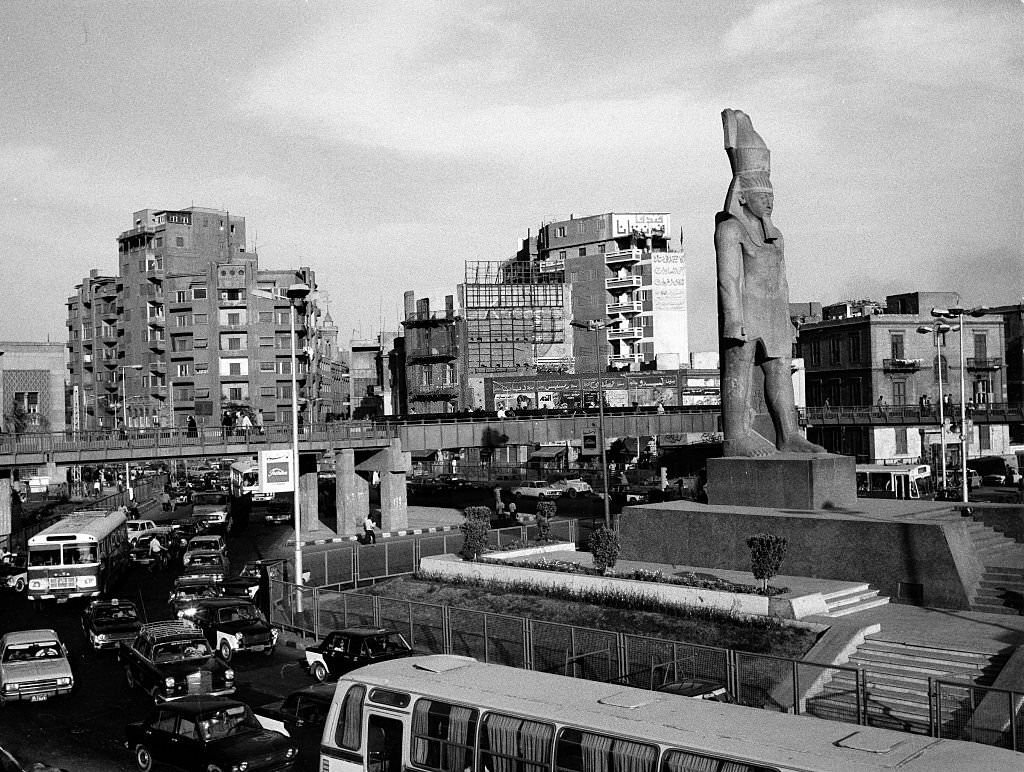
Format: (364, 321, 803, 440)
(358, 575, 818, 658)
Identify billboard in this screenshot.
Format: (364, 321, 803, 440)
(259, 449, 294, 493)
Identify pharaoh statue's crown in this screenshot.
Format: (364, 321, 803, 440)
(723, 109, 772, 193)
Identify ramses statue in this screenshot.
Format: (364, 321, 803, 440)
(715, 109, 825, 457)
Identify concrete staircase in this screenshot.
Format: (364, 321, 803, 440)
(822, 584, 890, 617)
(807, 637, 1011, 735)
(972, 566, 1024, 615)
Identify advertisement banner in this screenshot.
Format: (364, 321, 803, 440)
(259, 449, 294, 493)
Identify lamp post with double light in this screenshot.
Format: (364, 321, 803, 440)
(916, 321, 958, 493)
(118, 364, 143, 499)
(253, 283, 311, 607)
(570, 319, 612, 528)
(931, 306, 989, 503)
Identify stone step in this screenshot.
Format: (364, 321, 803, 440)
(826, 588, 880, 608)
(970, 602, 1023, 616)
(976, 581, 1024, 593)
(985, 566, 1024, 574)
(861, 639, 1005, 664)
(828, 596, 890, 617)
(820, 584, 872, 602)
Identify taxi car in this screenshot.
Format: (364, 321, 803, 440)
(187, 598, 278, 662)
(125, 697, 297, 772)
(0, 553, 27, 594)
(81, 598, 143, 650)
(118, 620, 234, 703)
(0, 629, 74, 704)
(304, 626, 413, 682)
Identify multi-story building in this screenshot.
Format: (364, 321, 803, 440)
(67, 207, 344, 431)
(400, 293, 463, 414)
(349, 327, 402, 419)
(798, 291, 1010, 464)
(536, 212, 688, 372)
(0, 341, 66, 434)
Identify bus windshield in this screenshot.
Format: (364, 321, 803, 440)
(29, 544, 98, 566)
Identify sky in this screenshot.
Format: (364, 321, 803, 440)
(1, 0, 1021, 355)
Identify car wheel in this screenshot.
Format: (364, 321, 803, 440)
(134, 743, 154, 771)
(13, 578, 25, 593)
(311, 661, 328, 682)
(219, 640, 232, 662)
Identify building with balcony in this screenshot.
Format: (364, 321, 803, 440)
(66, 207, 344, 430)
(797, 291, 1010, 464)
(0, 341, 66, 435)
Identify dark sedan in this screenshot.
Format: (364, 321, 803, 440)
(188, 598, 278, 661)
(81, 598, 142, 650)
(303, 626, 413, 682)
(126, 697, 298, 771)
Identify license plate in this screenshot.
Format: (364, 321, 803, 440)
(30, 694, 48, 702)
(52, 577, 76, 589)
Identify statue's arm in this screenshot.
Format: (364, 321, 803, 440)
(715, 220, 746, 341)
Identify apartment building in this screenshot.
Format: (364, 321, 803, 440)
(66, 207, 344, 430)
(0, 341, 66, 434)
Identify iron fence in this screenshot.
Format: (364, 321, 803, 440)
(934, 679, 1024, 752)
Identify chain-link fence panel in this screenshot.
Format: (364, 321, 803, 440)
(378, 539, 418, 578)
(376, 597, 416, 648)
(406, 599, 446, 654)
(934, 680, 977, 741)
(314, 590, 376, 630)
(324, 546, 356, 587)
(481, 613, 528, 669)
(448, 607, 489, 661)
(621, 636, 729, 693)
(529, 620, 620, 684)
(270, 583, 317, 636)
(419, 533, 461, 560)
(934, 680, 1024, 751)
(268, 579, 289, 628)
(733, 651, 797, 712)
(798, 662, 862, 725)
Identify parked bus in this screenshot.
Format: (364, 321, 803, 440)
(318, 655, 1019, 772)
(855, 463, 933, 500)
(229, 457, 274, 503)
(26, 509, 129, 601)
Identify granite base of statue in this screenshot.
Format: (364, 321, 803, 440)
(706, 453, 857, 510)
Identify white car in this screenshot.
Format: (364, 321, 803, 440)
(126, 519, 158, 543)
(0, 629, 74, 704)
(549, 478, 594, 498)
(511, 481, 566, 500)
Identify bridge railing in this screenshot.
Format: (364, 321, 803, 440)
(803, 402, 1024, 425)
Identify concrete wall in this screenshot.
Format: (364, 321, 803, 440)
(618, 502, 978, 610)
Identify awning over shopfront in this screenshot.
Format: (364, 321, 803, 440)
(529, 446, 567, 460)
(410, 449, 439, 461)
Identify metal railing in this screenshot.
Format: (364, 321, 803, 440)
(933, 679, 1024, 752)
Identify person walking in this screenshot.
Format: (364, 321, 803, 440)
(148, 534, 165, 572)
(363, 515, 377, 545)
(186, 414, 197, 438)
(93, 478, 102, 498)
(239, 411, 253, 436)
(160, 489, 171, 512)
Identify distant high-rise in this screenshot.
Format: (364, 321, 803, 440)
(66, 207, 344, 430)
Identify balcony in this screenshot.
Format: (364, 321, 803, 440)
(604, 248, 642, 267)
(606, 300, 642, 316)
(966, 357, 1002, 370)
(607, 326, 642, 341)
(99, 304, 119, 319)
(882, 358, 922, 372)
(605, 275, 642, 291)
(148, 315, 165, 328)
(407, 345, 459, 363)
(609, 352, 642, 367)
(148, 337, 166, 352)
(402, 310, 459, 327)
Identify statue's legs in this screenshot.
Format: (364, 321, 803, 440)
(763, 357, 826, 453)
(722, 341, 775, 457)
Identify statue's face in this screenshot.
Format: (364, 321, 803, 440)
(741, 190, 774, 219)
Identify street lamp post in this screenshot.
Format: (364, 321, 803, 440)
(119, 364, 143, 500)
(932, 306, 988, 504)
(571, 319, 612, 529)
(916, 322, 958, 492)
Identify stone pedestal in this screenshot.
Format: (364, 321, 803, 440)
(706, 453, 856, 510)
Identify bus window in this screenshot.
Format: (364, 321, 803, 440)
(29, 547, 62, 566)
(368, 714, 403, 772)
(334, 684, 365, 751)
(69, 545, 98, 564)
(555, 728, 657, 772)
(661, 749, 776, 772)
(411, 699, 477, 772)
(479, 713, 553, 772)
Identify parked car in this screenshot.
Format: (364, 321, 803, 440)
(126, 520, 158, 544)
(118, 620, 235, 703)
(304, 627, 414, 682)
(511, 481, 566, 500)
(125, 696, 298, 772)
(0, 553, 28, 594)
(0, 629, 74, 704)
(186, 598, 278, 661)
(81, 598, 143, 650)
(253, 683, 334, 771)
(549, 477, 594, 498)
(190, 492, 231, 532)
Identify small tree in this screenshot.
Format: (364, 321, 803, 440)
(536, 501, 556, 541)
(589, 526, 620, 574)
(459, 505, 492, 560)
(747, 533, 788, 592)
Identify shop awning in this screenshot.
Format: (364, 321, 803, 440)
(529, 446, 567, 460)
(410, 449, 438, 461)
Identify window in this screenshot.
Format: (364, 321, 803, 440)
(195, 364, 209, 375)
(175, 291, 188, 303)
(171, 337, 193, 352)
(277, 361, 291, 375)
(808, 340, 821, 366)
(598, 244, 606, 254)
(276, 311, 290, 325)
(222, 384, 249, 401)
(411, 699, 477, 772)
(892, 380, 907, 405)
(933, 355, 948, 381)
(890, 333, 904, 360)
(556, 226, 566, 238)
(979, 424, 991, 451)
(259, 361, 276, 372)
(275, 334, 292, 350)
(220, 288, 245, 302)
(174, 314, 190, 327)
(480, 713, 553, 772)
(577, 222, 585, 234)
(420, 367, 431, 387)
(176, 364, 191, 377)
(175, 237, 184, 247)
(276, 383, 292, 399)
(220, 334, 247, 351)
(219, 358, 248, 377)
(829, 337, 841, 364)
(229, 362, 241, 376)
(661, 750, 774, 772)
(555, 728, 657, 772)
(13, 392, 39, 414)
(258, 311, 273, 323)
(192, 313, 208, 325)
(258, 336, 274, 347)
(192, 287, 207, 300)
(849, 333, 861, 363)
(895, 427, 908, 455)
(559, 251, 566, 260)
(227, 312, 241, 326)
(260, 386, 276, 397)
(973, 379, 991, 404)
(974, 333, 988, 361)
(334, 685, 365, 750)
(578, 247, 586, 257)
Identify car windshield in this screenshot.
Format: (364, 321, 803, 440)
(366, 633, 412, 655)
(153, 640, 211, 661)
(95, 605, 138, 621)
(2, 641, 62, 662)
(198, 705, 260, 740)
(190, 539, 219, 550)
(219, 605, 261, 622)
(193, 494, 227, 506)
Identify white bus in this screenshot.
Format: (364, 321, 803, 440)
(27, 509, 129, 601)
(318, 655, 1020, 772)
(855, 464, 933, 500)
(230, 457, 275, 503)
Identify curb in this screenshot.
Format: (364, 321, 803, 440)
(290, 524, 458, 547)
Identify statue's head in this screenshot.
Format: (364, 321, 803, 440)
(722, 110, 781, 241)
(738, 174, 773, 219)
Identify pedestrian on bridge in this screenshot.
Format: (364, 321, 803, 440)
(363, 515, 377, 545)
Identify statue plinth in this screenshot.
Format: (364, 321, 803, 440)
(706, 453, 856, 510)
